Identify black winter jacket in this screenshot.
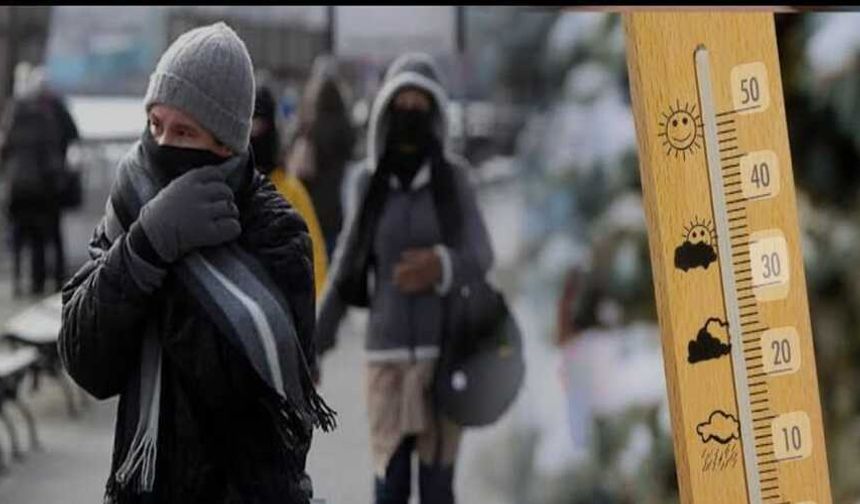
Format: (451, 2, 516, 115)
(59, 160, 317, 504)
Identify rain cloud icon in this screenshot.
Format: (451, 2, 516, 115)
(697, 410, 740, 445)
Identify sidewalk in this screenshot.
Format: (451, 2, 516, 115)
(0, 381, 115, 503)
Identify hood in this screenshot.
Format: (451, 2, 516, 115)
(367, 52, 450, 174)
(298, 55, 344, 130)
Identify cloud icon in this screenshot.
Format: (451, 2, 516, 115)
(688, 317, 731, 364)
(675, 241, 717, 271)
(675, 218, 717, 272)
(697, 410, 740, 445)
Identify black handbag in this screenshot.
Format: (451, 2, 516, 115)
(432, 278, 525, 427)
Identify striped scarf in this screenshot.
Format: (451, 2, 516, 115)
(104, 142, 336, 494)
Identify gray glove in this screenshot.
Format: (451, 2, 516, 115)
(138, 159, 241, 263)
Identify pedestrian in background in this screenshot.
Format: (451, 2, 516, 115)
(251, 83, 328, 304)
(315, 52, 494, 504)
(30, 65, 81, 289)
(287, 55, 356, 260)
(59, 22, 335, 504)
(0, 64, 67, 296)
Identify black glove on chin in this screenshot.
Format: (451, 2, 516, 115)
(138, 158, 242, 263)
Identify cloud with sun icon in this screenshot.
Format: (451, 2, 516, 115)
(674, 216, 717, 272)
(658, 101, 703, 160)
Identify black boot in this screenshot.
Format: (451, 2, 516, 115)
(11, 223, 23, 298)
(418, 462, 455, 504)
(29, 226, 46, 296)
(374, 436, 415, 504)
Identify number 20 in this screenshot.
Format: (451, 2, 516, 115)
(771, 339, 791, 366)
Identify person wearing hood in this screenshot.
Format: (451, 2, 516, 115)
(58, 23, 335, 504)
(315, 53, 494, 504)
(287, 55, 356, 260)
(251, 83, 328, 304)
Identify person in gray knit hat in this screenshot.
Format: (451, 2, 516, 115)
(144, 21, 255, 154)
(59, 21, 335, 504)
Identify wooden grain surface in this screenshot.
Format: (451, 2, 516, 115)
(623, 12, 831, 504)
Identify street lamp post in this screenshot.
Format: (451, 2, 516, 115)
(5, 6, 16, 110)
(456, 6, 468, 159)
(326, 6, 335, 54)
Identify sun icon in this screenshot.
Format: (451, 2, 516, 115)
(682, 216, 716, 247)
(675, 216, 719, 272)
(659, 101, 704, 160)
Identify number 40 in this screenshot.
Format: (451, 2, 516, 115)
(751, 162, 770, 189)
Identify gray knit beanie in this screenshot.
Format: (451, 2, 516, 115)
(144, 22, 255, 154)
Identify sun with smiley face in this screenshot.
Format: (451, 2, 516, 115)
(658, 101, 703, 160)
(683, 217, 716, 247)
(674, 215, 718, 272)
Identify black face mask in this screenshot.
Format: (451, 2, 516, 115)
(250, 121, 280, 175)
(386, 107, 434, 154)
(141, 124, 228, 180)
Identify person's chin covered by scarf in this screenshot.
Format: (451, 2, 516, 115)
(383, 87, 445, 294)
(144, 103, 235, 177)
(58, 22, 335, 503)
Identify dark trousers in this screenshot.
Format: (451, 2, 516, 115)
(49, 212, 66, 288)
(323, 229, 338, 264)
(10, 211, 64, 296)
(12, 219, 47, 296)
(374, 436, 455, 504)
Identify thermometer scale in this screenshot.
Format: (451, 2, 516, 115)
(624, 12, 832, 503)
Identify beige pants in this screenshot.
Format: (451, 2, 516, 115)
(365, 359, 462, 477)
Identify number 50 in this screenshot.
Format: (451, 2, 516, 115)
(731, 62, 770, 113)
(740, 77, 760, 105)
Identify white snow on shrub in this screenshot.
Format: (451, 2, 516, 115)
(564, 62, 614, 103)
(806, 13, 860, 79)
(546, 12, 609, 64)
(543, 90, 636, 178)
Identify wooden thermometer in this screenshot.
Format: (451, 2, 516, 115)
(624, 12, 832, 503)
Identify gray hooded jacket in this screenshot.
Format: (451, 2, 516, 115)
(316, 53, 494, 363)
